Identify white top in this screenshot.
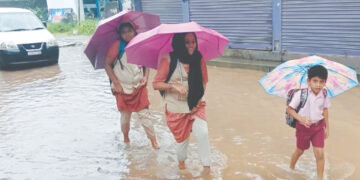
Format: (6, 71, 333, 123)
(164, 60, 191, 113)
(289, 88, 331, 123)
(111, 53, 143, 94)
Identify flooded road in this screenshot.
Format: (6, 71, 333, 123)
(0, 36, 359, 179)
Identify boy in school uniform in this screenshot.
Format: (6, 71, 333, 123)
(287, 65, 330, 180)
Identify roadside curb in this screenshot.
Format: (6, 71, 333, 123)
(207, 57, 360, 80)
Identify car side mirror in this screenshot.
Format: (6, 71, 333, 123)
(42, 21, 47, 27)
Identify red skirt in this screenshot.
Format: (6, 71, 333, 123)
(165, 101, 207, 143)
(114, 85, 150, 112)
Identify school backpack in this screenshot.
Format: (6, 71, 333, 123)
(285, 88, 308, 128)
(285, 88, 327, 128)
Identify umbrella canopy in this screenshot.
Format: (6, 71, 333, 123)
(259, 55, 359, 98)
(125, 21, 229, 69)
(84, 10, 160, 69)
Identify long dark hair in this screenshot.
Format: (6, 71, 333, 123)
(115, 22, 137, 70)
(162, 33, 204, 111)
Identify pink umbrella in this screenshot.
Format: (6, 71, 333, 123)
(84, 10, 160, 69)
(125, 21, 229, 69)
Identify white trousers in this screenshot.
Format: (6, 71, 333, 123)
(176, 116, 211, 166)
(120, 108, 156, 140)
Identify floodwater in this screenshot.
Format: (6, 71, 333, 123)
(0, 38, 359, 180)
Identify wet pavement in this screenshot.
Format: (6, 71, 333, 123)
(0, 36, 359, 180)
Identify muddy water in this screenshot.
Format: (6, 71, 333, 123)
(0, 43, 359, 180)
(196, 67, 360, 180)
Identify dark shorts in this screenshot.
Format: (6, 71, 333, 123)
(296, 120, 325, 150)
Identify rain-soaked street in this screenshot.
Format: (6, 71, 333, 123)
(1, 36, 360, 180)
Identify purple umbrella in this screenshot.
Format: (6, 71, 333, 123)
(84, 10, 160, 69)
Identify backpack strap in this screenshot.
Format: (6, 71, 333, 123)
(322, 88, 327, 97)
(159, 53, 178, 96)
(165, 53, 178, 83)
(109, 41, 126, 90)
(297, 88, 308, 112)
(116, 40, 126, 69)
(322, 88, 328, 108)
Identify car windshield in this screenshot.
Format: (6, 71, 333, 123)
(0, 12, 45, 32)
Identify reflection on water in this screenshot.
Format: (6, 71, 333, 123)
(0, 65, 61, 85)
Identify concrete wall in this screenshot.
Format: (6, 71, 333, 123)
(222, 48, 360, 76)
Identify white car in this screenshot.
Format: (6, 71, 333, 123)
(0, 8, 59, 69)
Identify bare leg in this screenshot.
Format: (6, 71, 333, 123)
(290, 148, 304, 169)
(202, 166, 211, 176)
(313, 147, 325, 180)
(120, 110, 132, 143)
(178, 161, 186, 170)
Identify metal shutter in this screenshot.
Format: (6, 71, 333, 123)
(282, 0, 360, 56)
(189, 0, 273, 50)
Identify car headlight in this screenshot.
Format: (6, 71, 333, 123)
(0, 42, 20, 52)
(47, 39, 58, 47)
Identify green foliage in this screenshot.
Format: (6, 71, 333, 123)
(74, 19, 98, 35)
(47, 23, 75, 34)
(47, 20, 98, 35)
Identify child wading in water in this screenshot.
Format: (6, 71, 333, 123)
(287, 65, 330, 180)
